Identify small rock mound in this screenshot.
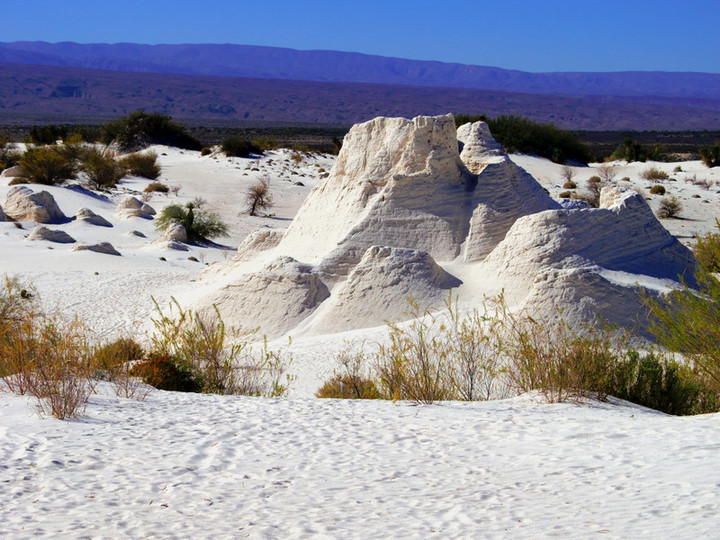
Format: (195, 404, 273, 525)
(28, 226, 75, 244)
(115, 196, 156, 219)
(0, 165, 24, 178)
(76, 208, 113, 227)
(233, 228, 284, 262)
(72, 242, 121, 256)
(161, 224, 187, 243)
(312, 246, 462, 333)
(3, 186, 67, 224)
(197, 257, 330, 337)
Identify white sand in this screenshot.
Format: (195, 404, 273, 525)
(1, 141, 720, 538)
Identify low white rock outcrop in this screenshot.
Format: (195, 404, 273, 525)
(76, 208, 112, 227)
(3, 186, 67, 224)
(72, 242, 121, 256)
(115, 196, 156, 219)
(28, 226, 75, 244)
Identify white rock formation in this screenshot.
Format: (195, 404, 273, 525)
(76, 208, 112, 227)
(161, 224, 187, 243)
(194, 114, 699, 339)
(233, 228, 284, 262)
(115, 196, 156, 219)
(72, 242, 121, 256)
(197, 257, 330, 337)
(28, 226, 75, 244)
(3, 186, 67, 223)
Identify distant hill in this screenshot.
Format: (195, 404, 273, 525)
(1, 62, 720, 131)
(2, 41, 720, 101)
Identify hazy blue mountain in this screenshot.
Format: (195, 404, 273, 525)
(1, 41, 720, 100)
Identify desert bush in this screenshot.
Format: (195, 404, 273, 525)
(649, 184, 666, 195)
(316, 347, 382, 399)
(26, 125, 68, 145)
(597, 164, 617, 183)
(0, 132, 20, 170)
(563, 181, 577, 189)
(581, 176, 604, 207)
(558, 191, 572, 198)
(102, 111, 201, 152)
(7, 178, 27, 185)
(19, 145, 77, 185)
(144, 299, 292, 396)
(608, 350, 717, 416)
(641, 167, 669, 181)
(155, 202, 228, 242)
(252, 136, 279, 151)
(486, 115, 592, 164)
(0, 277, 93, 418)
(499, 305, 620, 403)
(657, 195, 682, 219)
(246, 178, 273, 216)
(611, 138, 647, 162)
(119, 151, 161, 179)
(372, 297, 504, 403)
(130, 352, 201, 392)
(694, 220, 720, 272)
(144, 181, 169, 193)
(79, 149, 127, 190)
(699, 141, 720, 168)
(200, 147, 213, 156)
(221, 136, 262, 158)
(644, 271, 720, 398)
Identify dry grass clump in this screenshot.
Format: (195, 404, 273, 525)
(657, 195, 682, 219)
(641, 167, 669, 181)
(144, 181, 169, 193)
(562, 181, 577, 189)
(649, 184, 666, 195)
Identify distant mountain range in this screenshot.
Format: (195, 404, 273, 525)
(1, 41, 719, 130)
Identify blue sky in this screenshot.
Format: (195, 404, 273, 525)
(4, 0, 719, 73)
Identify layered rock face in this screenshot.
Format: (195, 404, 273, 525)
(197, 114, 698, 338)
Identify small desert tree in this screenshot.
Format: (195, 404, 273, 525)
(155, 202, 228, 243)
(246, 178, 273, 216)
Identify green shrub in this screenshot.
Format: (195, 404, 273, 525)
(26, 125, 68, 145)
(144, 181, 169, 193)
(102, 111, 202, 152)
(221, 136, 262, 158)
(119, 151, 161, 179)
(79, 149, 126, 189)
(645, 271, 720, 399)
(0, 132, 20, 170)
(487, 115, 592, 164)
(649, 184, 666, 195)
(611, 138, 647, 162)
(699, 141, 720, 168)
(609, 351, 717, 415)
(155, 202, 228, 242)
(19, 146, 77, 185)
(694, 220, 720, 272)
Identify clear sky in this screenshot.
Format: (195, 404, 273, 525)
(4, 0, 719, 73)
